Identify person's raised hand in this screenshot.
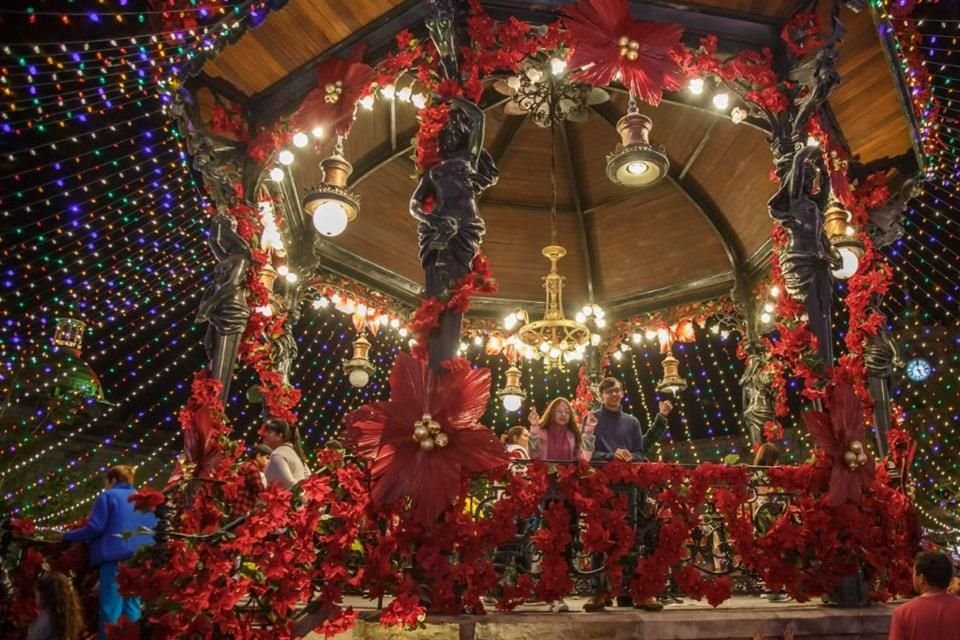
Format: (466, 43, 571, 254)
(583, 412, 598, 434)
(528, 407, 541, 428)
(658, 400, 674, 416)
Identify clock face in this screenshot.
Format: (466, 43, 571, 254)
(906, 358, 932, 382)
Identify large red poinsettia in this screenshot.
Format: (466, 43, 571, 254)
(802, 380, 875, 506)
(562, 0, 685, 105)
(292, 43, 373, 136)
(344, 353, 508, 527)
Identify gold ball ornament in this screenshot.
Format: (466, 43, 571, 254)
(626, 50, 639, 61)
(618, 35, 629, 47)
(419, 437, 436, 452)
(628, 40, 640, 50)
(413, 424, 430, 442)
(843, 451, 858, 468)
(619, 46, 629, 57)
(850, 441, 863, 455)
(434, 432, 449, 448)
(856, 453, 868, 466)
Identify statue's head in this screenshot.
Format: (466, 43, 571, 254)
(438, 109, 470, 157)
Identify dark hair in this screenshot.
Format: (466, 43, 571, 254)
(500, 426, 528, 446)
(325, 439, 344, 451)
(35, 572, 84, 640)
(251, 444, 272, 459)
(106, 465, 135, 485)
(598, 377, 622, 393)
(915, 551, 954, 589)
(753, 443, 781, 467)
(263, 419, 309, 467)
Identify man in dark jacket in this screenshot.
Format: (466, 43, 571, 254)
(62, 465, 156, 639)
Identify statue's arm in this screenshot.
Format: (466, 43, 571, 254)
(409, 174, 434, 224)
(450, 96, 484, 162)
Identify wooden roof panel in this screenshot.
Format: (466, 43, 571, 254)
(588, 183, 731, 300)
(684, 122, 776, 257)
(831, 8, 913, 163)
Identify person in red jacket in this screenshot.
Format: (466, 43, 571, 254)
(889, 551, 960, 640)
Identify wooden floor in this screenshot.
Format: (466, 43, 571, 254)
(309, 595, 900, 639)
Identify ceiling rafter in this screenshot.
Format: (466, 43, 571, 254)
(558, 120, 597, 303)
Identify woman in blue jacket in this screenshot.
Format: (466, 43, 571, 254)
(61, 465, 157, 640)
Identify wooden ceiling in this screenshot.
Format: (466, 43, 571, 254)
(199, 0, 918, 315)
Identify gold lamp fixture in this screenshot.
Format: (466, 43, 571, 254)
(343, 333, 375, 388)
(303, 136, 360, 238)
(823, 200, 865, 280)
(511, 245, 591, 372)
(496, 364, 527, 412)
(656, 351, 688, 395)
(606, 94, 669, 188)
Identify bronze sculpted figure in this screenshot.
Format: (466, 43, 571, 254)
(409, 98, 499, 371)
(196, 213, 252, 403)
(739, 341, 777, 446)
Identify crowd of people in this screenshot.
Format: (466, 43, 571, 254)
(22, 374, 960, 638)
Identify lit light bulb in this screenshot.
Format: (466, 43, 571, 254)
(550, 57, 566, 75)
(358, 95, 374, 110)
(311, 126, 324, 138)
(473, 336, 483, 346)
(712, 93, 730, 110)
(348, 368, 370, 388)
(277, 264, 289, 276)
(380, 84, 395, 100)
(285, 272, 298, 283)
(689, 78, 704, 95)
(632, 332, 643, 343)
(582, 305, 593, 317)
(806, 135, 820, 147)
(575, 312, 586, 323)
(312, 201, 349, 237)
(397, 86, 412, 102)
(770, 285, 780, 298)
(831, 247, 860, 280)
(502, 394, 523, 412)
(390, 318, 400, 329)
(645, 330, 657, 341)
(504, 312, 518, 330)
(591, 334, 602, 346)
(549, 347, 561, 359)
(278, 149, 295, 165)
(399, 328, 408, 337)
(292, 132, 309, 147)
(411, 93, 427, 109)
(269, 167, 284, 181)
(626, 161, 649, 175)
(760, 312, 772, 323)
(763, 302, 774, 313)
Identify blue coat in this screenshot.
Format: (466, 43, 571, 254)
(62, 482, 157, 567)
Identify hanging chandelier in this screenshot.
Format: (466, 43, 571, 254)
(302, 136, 360, 237)
(500, 81, 602, 372)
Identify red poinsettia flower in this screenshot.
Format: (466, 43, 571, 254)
(105, 615, 141, 640)
(562, 0, 684, 105)
(802, 380, 875, 506)
(292, 43, 373, 136)
(167, 370, 228, 489)
(128, 487, 166, 513)
(10, 517, 36, 538)
(344, 352, 508, 527)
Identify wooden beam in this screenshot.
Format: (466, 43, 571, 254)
(678, 119, 717, 180)
(558, 120, 597, 302)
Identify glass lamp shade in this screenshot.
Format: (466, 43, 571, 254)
(831, 247, 860, 280)
(348, 368, 370, 388)
(312, 200, 350, 237)
(502, 394, 523, 412)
